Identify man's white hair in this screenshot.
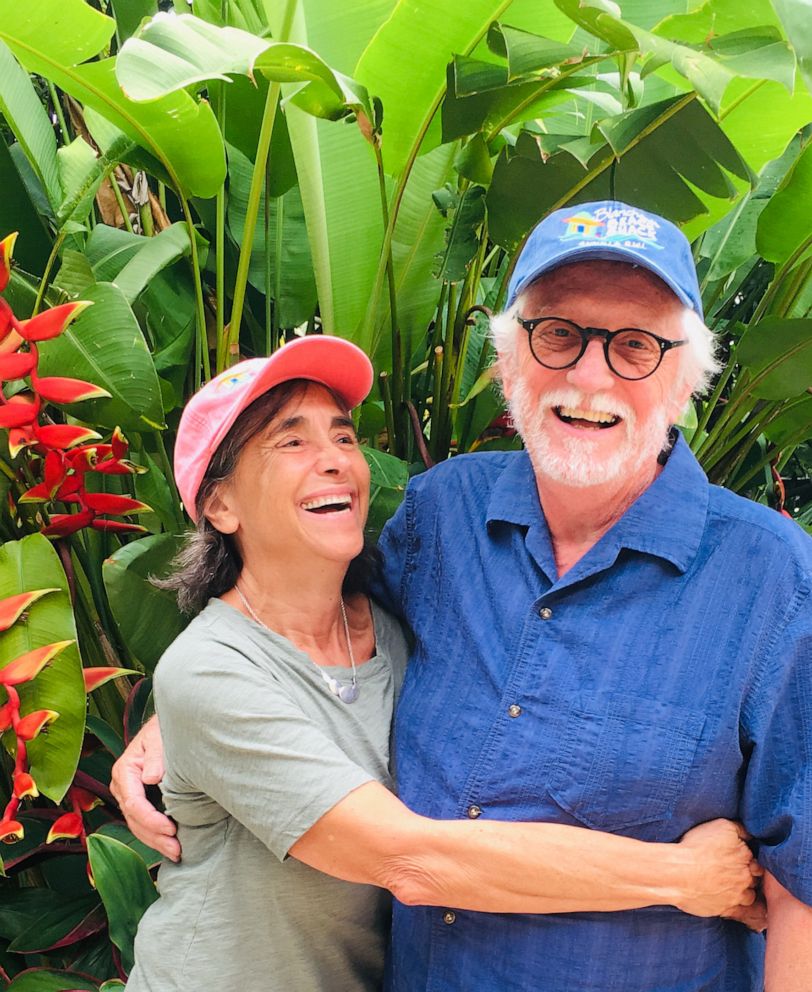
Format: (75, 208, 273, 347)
(490, 288, 720, 398)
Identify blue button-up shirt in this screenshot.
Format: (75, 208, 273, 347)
(376, 436, 812, 992)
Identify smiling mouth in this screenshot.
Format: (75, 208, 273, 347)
(301, 495, 353, 514)
(554, 405, 622, 430)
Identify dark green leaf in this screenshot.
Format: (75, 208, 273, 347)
(455, 134, 494, 184)
(54, 251, 96, 298)
(85, 715, 124, 760)
(433, 185, 486, 283)
(0, 139, 52, 275)
(6, 968, 98, 991)
(488, 24, 586, 78)
(109, 0, 158, 43)
(773, 0, 812, 92)
(86, 834, 158, 974)
(103, 534, 189, 674)
(8, 895, 103, 953)
(95, 822, 162, 870)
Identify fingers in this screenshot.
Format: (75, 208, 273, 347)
(723, 896, 768, 933)
(121, 796, 180, 862)
(749, 858, 764, 877)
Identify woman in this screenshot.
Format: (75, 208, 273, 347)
(122, 336, 760, 991)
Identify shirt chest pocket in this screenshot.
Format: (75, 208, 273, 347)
(545, 693, 706, 832)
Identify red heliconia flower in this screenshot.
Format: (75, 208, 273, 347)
(46, 811, 83, 844)
(33, 424, 102, 449)
(0, 640, 73, 686)
(16, 301, 92, 342)
(67, 447, 98, 473)
(15, 708, 59, 741)
(7, 424, 37, 457)
(0, 297, 16, 340)
(82, 492, 150, 515)
(0, 232, 17, 294)
(0, 352, 37, 380)
(69, 785, 103, 812)
(0, 394, 40, 429)
(31, 376, 111, 405)
(41, 510, 95, 537)
(0, 819, 24, 844)
(111, 426, 128, 460)
(12, 771, 38, 799)
(0, 588, 57, 632)
(83, 666, 139, 692)
(90, 519, 148, 534)
(93, 459, 143, 476)
(0, 701, 14, 733)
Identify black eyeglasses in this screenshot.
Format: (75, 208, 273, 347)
(515, 315, 688, 381)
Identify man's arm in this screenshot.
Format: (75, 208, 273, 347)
(764, 871, 812, 992)
(111, 720, 761, 919)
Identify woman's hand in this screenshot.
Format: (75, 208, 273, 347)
(675, 819, 765, 929)
(110, 715, 180, 862)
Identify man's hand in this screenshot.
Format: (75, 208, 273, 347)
(675, 819, 763, 928)
(110, 715, 179, 862)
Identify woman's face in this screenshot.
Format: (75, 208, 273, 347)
(207, 384, 370, 569)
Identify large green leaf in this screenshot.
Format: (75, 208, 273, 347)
(87, 834, 158, 975)
(226, 143, 317, 327)
(102, 533, 190, 674)
(0, 0, 226, 198)
(372, 142, 456, 365)
(56, 132, 136, 229)
(736, 317, 812, 399)
(110, 0, 159, 43)
(354, 0, 515, 176)
(756, 139, 812, 264)
(361, 445, 409, 489)
(773, 0, 812, 93)
(6, 970, 98, 992)
(0, 40, 61, 210)
(0, 534, 84, 802)
(116, 12, 371, 118)
(112, 223, 193, 303)
(555, 0, 795, 112)
(486, 95, 750, 249)
(7, 895, 102, 953)
(36, 282, 165, 432)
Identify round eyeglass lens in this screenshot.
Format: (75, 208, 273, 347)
(530, 320, 583, 368)
(608, 330, 662, 379)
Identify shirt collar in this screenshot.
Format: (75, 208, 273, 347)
(486, 434, 709, 575)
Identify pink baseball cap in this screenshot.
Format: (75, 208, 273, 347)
(174, 336, 374, 521)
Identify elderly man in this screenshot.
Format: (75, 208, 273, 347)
(114, 201, 811, 991)
(375, 201, 812, 992)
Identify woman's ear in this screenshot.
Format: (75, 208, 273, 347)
(202, 483, 239, 535)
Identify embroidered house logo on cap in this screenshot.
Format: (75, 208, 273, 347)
(214, 368, 258, 391)
(560, 206, 662, 251)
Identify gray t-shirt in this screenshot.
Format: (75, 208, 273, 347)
(125, 597, 409, 992)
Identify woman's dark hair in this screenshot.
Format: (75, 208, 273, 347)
(158, 379, 380, 615)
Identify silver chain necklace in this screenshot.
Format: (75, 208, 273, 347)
(234, 584, 360, 704)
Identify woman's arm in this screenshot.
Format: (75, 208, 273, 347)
(113, 719, 760, 920)
(290, 780, 761, 919)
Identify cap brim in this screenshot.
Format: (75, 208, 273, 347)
(509, 244, 696, 312)
(210, 336, 373, 454)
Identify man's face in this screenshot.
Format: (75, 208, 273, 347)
(502, 261, 693, 489)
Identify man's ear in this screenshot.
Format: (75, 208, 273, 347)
(202, 483, 239, 535)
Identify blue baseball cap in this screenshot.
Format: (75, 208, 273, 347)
(506, 201, 703, 318)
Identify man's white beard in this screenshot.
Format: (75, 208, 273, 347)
(507, 378, 673, 488)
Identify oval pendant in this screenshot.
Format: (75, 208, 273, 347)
(338, 683, 360, 704)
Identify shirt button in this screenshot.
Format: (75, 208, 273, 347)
(467, 804, 482, 819)
(538, 606, 553, 620)
(443, 910, 456, 925)
(508, 704, 522, 718)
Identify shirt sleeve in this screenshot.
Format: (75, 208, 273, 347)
(741, 586, 812, 906)
(155, 644, 375, 861)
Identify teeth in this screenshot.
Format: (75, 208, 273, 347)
(557, 406, 620, 425)
(301, 494, 352, 511)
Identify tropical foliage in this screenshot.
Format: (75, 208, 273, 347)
(0, 0, 809, 985)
